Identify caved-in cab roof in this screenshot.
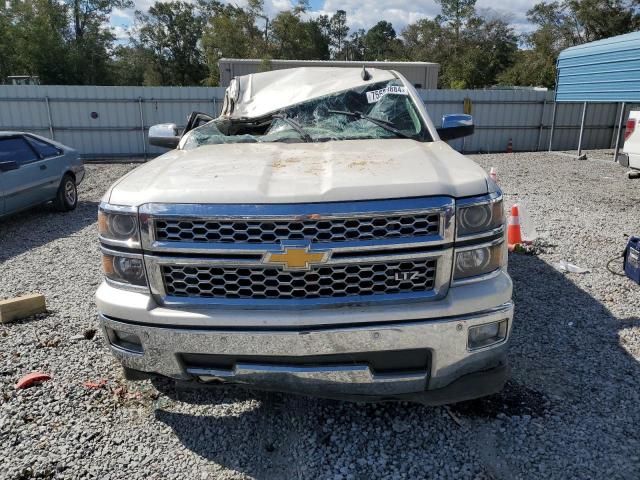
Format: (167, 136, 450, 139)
(221, 67, 398, 120)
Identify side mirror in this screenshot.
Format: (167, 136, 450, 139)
(0, 160, 19, 172)
(437, 114, 474, 141)
(149, 123, 181, 149)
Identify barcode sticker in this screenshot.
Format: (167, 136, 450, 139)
(366, 86, 408, 103)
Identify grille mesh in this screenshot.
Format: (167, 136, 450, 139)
(162, 259, 437, 300)
(155, 213, 440, 244)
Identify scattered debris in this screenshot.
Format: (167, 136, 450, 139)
(112, 385, 127, 400)
(0, 293, 46, 324)
(36, 336, 62, 348)
(83, 328, 97, 340)
(512, 243, 536, 255)
(15, 372, 52, 390)
(111, 383, 146, 404)
(444, 405, 465, 427)
(553, 260, 589, 274)
(83, 379, 108, 389)
(71, 328, 98, 342)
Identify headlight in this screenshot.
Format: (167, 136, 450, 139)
(98, 204, 140, 246)
(102, 252, 147, 287)
(457, 197, 503, 238)
(454, 241, 505, 280)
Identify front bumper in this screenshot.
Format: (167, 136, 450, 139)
(99, 299, 513, 404)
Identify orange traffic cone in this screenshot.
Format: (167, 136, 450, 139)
(506, 138, 513, 153)
(507, 204, 523, 251)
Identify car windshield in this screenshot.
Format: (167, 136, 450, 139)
(181, 79, 430, 150)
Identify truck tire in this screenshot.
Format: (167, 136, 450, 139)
(53, 174, 77, 211)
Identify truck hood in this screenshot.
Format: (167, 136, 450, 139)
(107, 139, 488, 206)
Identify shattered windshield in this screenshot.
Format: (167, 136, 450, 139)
(181, 79, 430, 150)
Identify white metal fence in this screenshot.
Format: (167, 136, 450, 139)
(0, 85, 632, 159)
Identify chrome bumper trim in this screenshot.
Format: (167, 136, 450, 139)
(189, 364, 429, 396)
(99, 301, 513, 395)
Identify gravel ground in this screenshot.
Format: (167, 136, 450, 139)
(1, 153, 639, 479)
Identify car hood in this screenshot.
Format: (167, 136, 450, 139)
(107, 139, 488, 206)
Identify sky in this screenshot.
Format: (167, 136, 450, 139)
(110, 0, 539, 42)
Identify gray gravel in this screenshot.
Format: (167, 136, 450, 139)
(1, 153, 639, 479)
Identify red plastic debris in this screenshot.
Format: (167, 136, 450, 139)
(83, 379, 107, 389)
(15, 372, 52, 389)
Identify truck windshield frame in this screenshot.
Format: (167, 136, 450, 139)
(181, 79, 432, 150)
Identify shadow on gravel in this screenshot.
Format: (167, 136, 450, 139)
(451, 253, 640, 420)
(0, 201, 98, 261)
(152, 387, 436, 478)
(153, 252, 640, 477)
(450, 380, 551, 419)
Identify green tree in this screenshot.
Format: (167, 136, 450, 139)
(498, 0, 640, 87)
(329, 10, 349, 59)
(65, 0, 132, 39)
(64, 0, 132, 84)
(1, 0, 71, 84)
(344, 29, 366, 60)
(403, 6, 517, 88)
(269, 4, 329, 60)
(135, 1, 207, 86)
(0, 6, 13, 81)
(566, 0, 639, 42)
(245, 0, 269, 49)
(201, 4, 263, 84)
(460, 17, 518, 87)
(363, 20, 401, 60)
(111, 45, 156, 86)
(435, 0, 477, 44)
(402, 18, 447, 62)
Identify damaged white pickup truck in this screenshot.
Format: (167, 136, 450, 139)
(96, 67, 513, 404)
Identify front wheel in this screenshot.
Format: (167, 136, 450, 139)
(54, 174, 77, 211)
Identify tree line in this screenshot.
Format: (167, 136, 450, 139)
(1, 0, 639, 88)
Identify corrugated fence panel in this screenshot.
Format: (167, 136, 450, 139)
(421, 89, 553, 152)
(0, 85, 224, 158)
(0, 85, 626, 157)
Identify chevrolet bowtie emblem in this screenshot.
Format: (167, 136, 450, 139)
(263, 246, 330, 271)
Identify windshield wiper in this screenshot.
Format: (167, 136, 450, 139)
(271, 114, 312, 143)
(327, 110, 413, 139)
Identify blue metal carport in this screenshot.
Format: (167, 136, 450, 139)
(552, 31, 640, 158)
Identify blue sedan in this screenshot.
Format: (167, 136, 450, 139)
(0, 132, 85, 217)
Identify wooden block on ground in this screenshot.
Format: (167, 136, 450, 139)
(0, 294, 47, 324)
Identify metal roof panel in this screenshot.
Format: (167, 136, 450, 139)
(556, 31, 640, 102)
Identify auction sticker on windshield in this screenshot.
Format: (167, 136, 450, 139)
(366, 86, 408, 103)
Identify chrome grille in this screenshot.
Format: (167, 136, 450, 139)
(161, 259, 437, 300)
(154, 213, 440, 244)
